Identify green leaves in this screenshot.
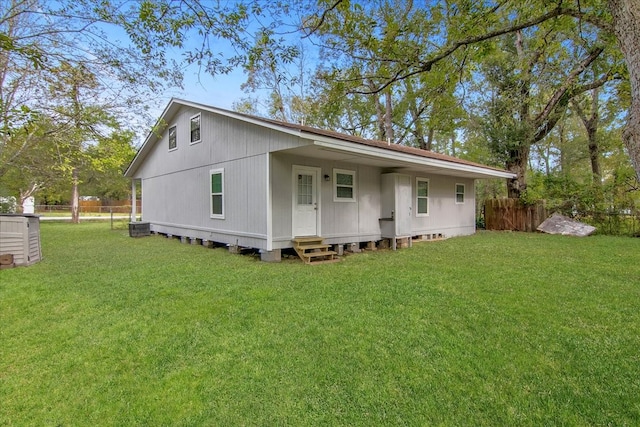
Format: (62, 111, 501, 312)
(0, 32, 45, 69)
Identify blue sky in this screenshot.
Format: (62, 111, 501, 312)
(172, 61, 247, 110)
(98, 4, 313, 121)
(100, 18, 254, 118)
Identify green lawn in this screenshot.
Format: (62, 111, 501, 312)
(1, 223, 639, 425)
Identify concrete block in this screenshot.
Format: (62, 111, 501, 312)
(260, 249, 281, 262)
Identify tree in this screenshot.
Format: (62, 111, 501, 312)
(103, 0, 640, 192)
(296, 0, 466, 149)
(297, 1, 638, 192)
(608, 0, 640, 182)
(0, 0, 174, 213)
(0, 113, 60, 209)
(572, 88, 602, 184)
(4, 0, 639, 207)
(473, 19, 617, 197)
(82, 130, 137, 201)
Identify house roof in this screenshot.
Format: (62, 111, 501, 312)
(125, 98, 515, 179)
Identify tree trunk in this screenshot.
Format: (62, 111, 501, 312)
(71, 168, 80, 223)
(367, 79, 386, 141)
(506, 144, 530, 199)
(587, 128, 601, 184)
(411, 111, 427, 150)
(384, 89, 394, 142)
(425, 127, 435, 151)
(609, 0, 640, 182)
(572, 88, 602, 185)
(374, 95, 385, 141)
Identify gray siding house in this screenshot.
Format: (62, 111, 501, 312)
(125, 99, 514, 261)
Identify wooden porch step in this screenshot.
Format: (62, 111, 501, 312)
(302, 250, 337, 259)
(296, 243, 331, 250)
(292, 236, 324, 244)
(293, 236, 340, 265)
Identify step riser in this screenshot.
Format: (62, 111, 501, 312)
(293, 236, 339, 264)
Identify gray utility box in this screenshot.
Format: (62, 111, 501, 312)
(0, 214, 42, 266)
(129, 222, 150, 237)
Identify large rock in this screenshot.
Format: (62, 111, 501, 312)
(537, 213, 596, 237)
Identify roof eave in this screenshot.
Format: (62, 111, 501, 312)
(125, 98, 303, 178)
(311, 137, 516, 179)
(126, 98, 515, 181)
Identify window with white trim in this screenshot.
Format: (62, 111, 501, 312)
(168, 125, 177, 151)
(416, 178, 429, 216)
(190, 113, 201, 144)
(210, 169, 224, 218)
(455, 183, 465, 204)
(333, 169, 356, 202)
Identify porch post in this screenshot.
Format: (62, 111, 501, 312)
(130, 179, 137, 222)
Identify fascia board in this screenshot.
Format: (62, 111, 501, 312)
(311, 137, 516, 179)
(173, 99, 302, 138)
(124, 98, 180, 177)
(125, 99, 303, 178)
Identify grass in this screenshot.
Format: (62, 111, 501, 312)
(1, 223, 639, 426)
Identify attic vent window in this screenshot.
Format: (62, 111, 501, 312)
(190, 113, 201, 144)
(168, 125, 177, 151)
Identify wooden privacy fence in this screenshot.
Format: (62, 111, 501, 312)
(485, 199, 547, 232)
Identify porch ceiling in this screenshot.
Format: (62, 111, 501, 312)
(277, 142, 515, 180)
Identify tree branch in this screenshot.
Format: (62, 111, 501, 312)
(301, 0, 344, 38)
(533, 46, 603, 132)
(348, 4, 613, 96)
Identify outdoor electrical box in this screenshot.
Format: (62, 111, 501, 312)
(128, 222, 150, 237)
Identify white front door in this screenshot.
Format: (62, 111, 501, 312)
(293, 166, 320, 236)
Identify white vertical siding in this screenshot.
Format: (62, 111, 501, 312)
(270, 153, 382, 248)
(133, 103, 480, 251)
(270, 154, 294, 242)
(269, 153, 478, 248)
(134, 106, 305, 249)
(141, 155, 269, 246)
(410, 175, 476, 237)
(135, 108, 303, 180)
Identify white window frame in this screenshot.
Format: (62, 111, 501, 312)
(190, 113, 201, 145)
(168, 125, 177, 151)
(455, 183, 465, 204)
(416, 177, 429, 217)
(333, 168, 356, 202)
(210, 168, 224, 219)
